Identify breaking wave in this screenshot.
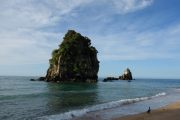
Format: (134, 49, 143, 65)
(40, 92, 166, 120)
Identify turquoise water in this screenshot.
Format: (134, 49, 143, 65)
(0, 76, 180, 120)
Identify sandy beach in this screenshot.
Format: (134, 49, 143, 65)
(114, 101, 180, 120)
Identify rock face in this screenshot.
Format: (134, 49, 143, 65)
(45, 30, 99, 82)
(119, 68, 133, 80)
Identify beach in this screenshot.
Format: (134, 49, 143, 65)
(114, 101, 180, 120)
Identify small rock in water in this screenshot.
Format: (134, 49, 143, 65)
(38, 77, 45, 81)
(30, 79, 36, 81)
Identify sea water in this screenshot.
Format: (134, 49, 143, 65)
(0, 76, 180, 120)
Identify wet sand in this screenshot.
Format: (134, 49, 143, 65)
(114, 101, 180, 120)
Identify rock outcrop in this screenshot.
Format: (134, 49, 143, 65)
(119, 68, 133, 80)
(44, 30, 99, 82)
(103, 77, 119, 82)
(103, 68, 133, 82)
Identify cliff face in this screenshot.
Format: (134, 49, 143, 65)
(45, 30, 99, 82)
(119, 68, 133, 80)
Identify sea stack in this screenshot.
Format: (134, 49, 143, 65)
(45, 30, 99, 82)
(119, 68, 133, 80)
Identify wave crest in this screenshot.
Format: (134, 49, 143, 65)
(40, 92, 166, 120)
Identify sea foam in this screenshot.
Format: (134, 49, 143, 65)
(40, 92, 166, 120)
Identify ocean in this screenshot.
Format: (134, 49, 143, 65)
(0, 76, 180, 120)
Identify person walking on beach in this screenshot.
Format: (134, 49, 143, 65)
(147, 107, 151, 113)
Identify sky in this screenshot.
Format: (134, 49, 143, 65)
(0, 0, 180, 78)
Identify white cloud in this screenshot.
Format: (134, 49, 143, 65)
(0, 0, 155, 66)
(0, 28, 60, 65)
(111, 0, 153, 14)
(0, 0, 154, 31)
(0, 0, 92, 30)
(0, 0, 91, 65)
(93, 23, 180, 60)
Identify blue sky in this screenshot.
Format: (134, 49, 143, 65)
(0, 0, 180, 78)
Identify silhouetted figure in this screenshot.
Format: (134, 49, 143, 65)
(147, 107, 151, 113)
(71, 114, 75, 117)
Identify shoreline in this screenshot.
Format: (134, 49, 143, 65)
(114, 101, 180, 120)
(72, 89, 180, 120)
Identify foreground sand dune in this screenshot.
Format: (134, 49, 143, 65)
(114, 102, 180, 120)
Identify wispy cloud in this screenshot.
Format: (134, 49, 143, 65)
(0, 0, 91, 29)
(0, 0, 155, 65)
(93, 23, 180, 60)
(0, 0, 91, 65)
(0, 29, 60, 65)
(112, 0, 153, 14)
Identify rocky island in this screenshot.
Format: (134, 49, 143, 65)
(43, 30, 99, 82)
(119, 68, 133, 80)
(104, 68, 133, 82)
